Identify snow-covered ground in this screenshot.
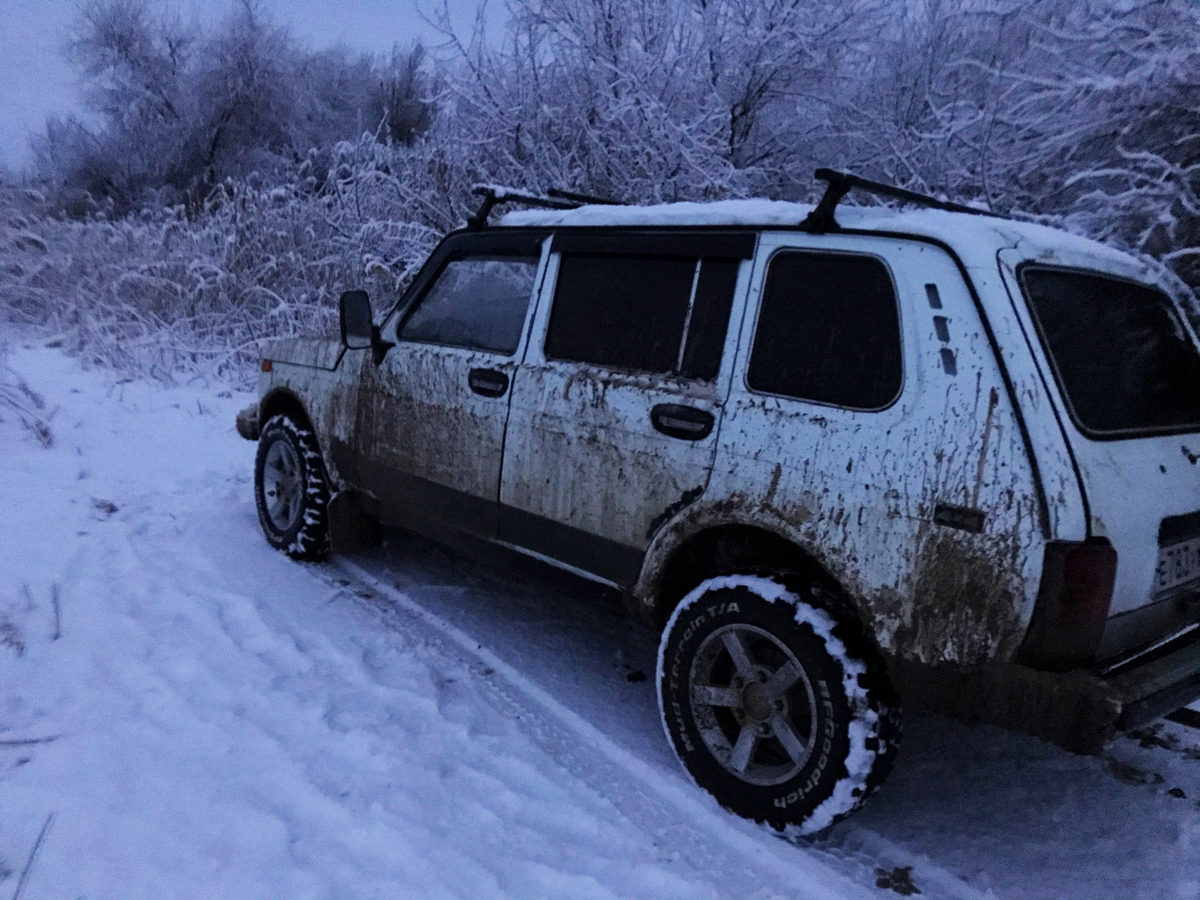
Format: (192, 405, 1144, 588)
(1, 337, 1198, 900)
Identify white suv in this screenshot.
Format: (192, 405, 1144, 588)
(238, 171, 1200, 833)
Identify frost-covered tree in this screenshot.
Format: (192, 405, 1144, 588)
(794, 0, 1199, 288)
(374, 44, 435, 147)
(426, 0, 874, 201)
(34, 0, 193, 209)
(1001, 0, 1200, 283)
(689, 0, 880, 193)
(173, 0, 299, 196)
(36, 0, 433, 214)
(427, 0, 729, 200)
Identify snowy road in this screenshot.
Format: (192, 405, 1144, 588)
(1, 341, 1198, 899)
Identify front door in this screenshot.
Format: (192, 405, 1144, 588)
(499, 232, 754, 585)
(357, 231, 549, 538)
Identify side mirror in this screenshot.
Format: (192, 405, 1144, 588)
(339, 290, 374, 350)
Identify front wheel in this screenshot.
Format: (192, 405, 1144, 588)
(656, 574, 901, 834)
(254, 413, 331, 560)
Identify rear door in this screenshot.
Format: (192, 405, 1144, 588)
(356, 231, 549, 538)
(499, 231, 754, 585)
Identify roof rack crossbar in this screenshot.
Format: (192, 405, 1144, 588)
(467, 184, 579, 230)
(467, 184, 626, 229)
(546, 187, 621, 206)
(801, 168, 1004, 233)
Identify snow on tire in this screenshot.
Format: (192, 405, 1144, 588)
(656, 574, 901, 834)
(254, 413, 331, 561)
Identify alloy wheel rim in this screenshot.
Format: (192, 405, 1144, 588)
(263, 439, 303, 532)
(688, 623, 819, 786)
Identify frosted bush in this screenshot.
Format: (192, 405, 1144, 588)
(0, 142, 450, 386)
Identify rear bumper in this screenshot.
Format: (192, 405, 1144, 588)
(890, 626, 1200, 754)
(1108, 627, 1200, 732)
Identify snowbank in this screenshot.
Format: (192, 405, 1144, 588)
(0, 344, 718, 899)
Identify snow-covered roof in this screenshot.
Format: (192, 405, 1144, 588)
(498, 198, 1150, 280)
(499, 198, 816, 229)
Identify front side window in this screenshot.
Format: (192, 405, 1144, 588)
(1021, 266, 1200, 437)
(398, 255, 540, 355)
(747, 250, 903, 409)
(544, 254, 739, 378)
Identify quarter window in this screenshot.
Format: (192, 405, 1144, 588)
(398, 256, 540, 355)
(747, 251, 902, 409)
(545, 254, 739, 379)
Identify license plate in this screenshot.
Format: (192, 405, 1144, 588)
(1156, 536, 1200, 596)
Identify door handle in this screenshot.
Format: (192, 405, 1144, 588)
(468, 368, 509, 398)
(651, 404, 714, 441)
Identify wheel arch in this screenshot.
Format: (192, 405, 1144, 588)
(636, 505, 863, 632)
(259, 387, 314, 432)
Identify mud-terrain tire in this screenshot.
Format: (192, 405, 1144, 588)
(657, 573, 901, 834)
(254, 413, 331, 561)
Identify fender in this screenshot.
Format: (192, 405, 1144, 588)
(637, 493, 1036, 667)
(259, 356, 367, 491)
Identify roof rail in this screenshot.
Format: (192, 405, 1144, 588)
(800, 168, 1004, 234)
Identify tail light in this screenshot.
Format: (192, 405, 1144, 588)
(1018, 539, 1117, 670)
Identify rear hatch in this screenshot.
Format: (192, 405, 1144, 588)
(999, 249, 1200, 662)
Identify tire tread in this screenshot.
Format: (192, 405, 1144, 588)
(254, 413, 331, 561)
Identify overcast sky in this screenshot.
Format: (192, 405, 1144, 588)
(0, 0, 485, 174)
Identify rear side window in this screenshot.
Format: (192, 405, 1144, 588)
(1021, 267, 1200, 437)
(747, 251, 902, 409)
(545, 255, 739, 379)
(398, 256, 540, 354)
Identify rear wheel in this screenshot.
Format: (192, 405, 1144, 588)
(656, 573, 901, 834)
(254, 413, 331, 560)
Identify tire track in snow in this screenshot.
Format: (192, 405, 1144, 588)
(337, 558, 998, 900)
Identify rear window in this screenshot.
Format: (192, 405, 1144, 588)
(1021, 266, 1200, 438)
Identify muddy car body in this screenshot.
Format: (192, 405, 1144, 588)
(240, 176, 1200, 832)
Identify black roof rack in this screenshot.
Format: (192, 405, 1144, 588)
(800, 168, 1004, 234)
(467, 184, 622, 229)
(546, 187, 621, 206)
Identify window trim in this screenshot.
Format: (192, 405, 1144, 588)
(675, 260, 704, 373)
(1017, 261, 1200, 441)
(551, 229, 756, 259)
(743, 246, 906, 412)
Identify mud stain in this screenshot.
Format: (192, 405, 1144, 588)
(891, 529, 1022, 665)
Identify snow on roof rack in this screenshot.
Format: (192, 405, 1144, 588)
(801, 168, 1004, 234)
(467, 184, 622, 229)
